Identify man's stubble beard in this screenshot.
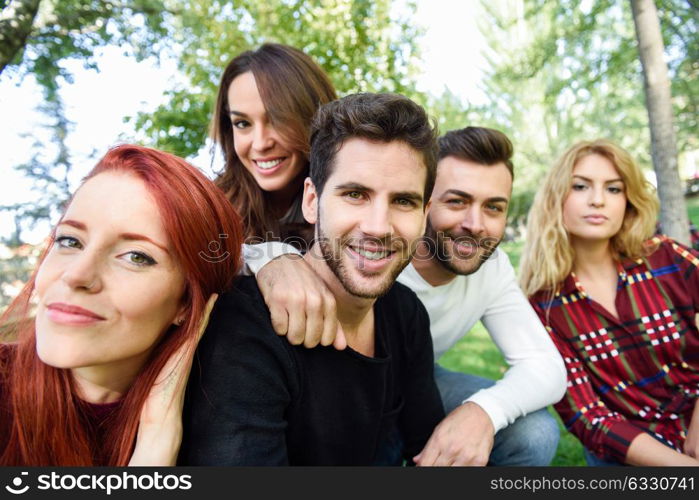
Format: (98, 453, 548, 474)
(422, 219, 502, 277)
(315, 218, 414, 300)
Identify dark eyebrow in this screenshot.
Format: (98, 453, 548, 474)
(485, 197, 509, 205)
(440, 189, 472, 200)
(229, 109, 248, 117)
(573, 175, 624, 184)
(439, 190, 508, 206)
(334, 182, 372, 192)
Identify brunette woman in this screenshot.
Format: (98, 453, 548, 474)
(0, 144, 242, 465)
(211, 43, 345, 347)
(212, 43, 337, 243)
(520, 139, 699, 466)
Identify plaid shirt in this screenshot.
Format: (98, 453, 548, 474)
(530, 236, 699, 462)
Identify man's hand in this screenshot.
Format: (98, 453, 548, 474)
(684, 401, 699, 458)
(414, 401, 495, 466)
(256, 254, 346, 349)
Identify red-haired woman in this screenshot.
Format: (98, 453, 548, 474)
(0, 144, 242, 466)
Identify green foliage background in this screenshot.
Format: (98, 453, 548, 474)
(1, 0, 698, 464)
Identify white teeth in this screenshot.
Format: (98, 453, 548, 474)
(454, 242, 475, 249)
(354, 248, 390, 260)
(256, 159, 283, 169)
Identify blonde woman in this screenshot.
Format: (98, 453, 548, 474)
(520, 139, 699, 466)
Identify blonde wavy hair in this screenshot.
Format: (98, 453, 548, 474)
(520, 139, 659, 298)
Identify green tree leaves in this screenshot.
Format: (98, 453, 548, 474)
(131, 0, 423, 157)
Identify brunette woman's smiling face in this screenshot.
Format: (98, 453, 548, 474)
(34, 172, 186, 397)
(227, 72, 305, 201)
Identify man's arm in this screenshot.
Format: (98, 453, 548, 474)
(415, 253, 566, 466)
(179, 279, 297, 465)
(240, 242, 302, 276)
(469, 254, 566, 432)
(245, 242, 346, 350)
(414, 401, 494, 466)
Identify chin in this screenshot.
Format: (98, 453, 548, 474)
(258, 177, 298, 193)
(571, 230, 617, 242)
(440, 250, 483, 276)
(454, 261, 481, 276)
(345, 269, 401, 299)
(338, 268, 381, 297)
(35, 334, 79, 370)
(344, 283, 391, 299)
(36, 348, 76, 369)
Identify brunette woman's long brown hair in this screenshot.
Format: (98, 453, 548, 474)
(211, 43, 337, 241)
(0, 145, 242, 465)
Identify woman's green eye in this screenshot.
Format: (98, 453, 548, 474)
(55, 236, 82, 249)
(124, 251, 157, 267)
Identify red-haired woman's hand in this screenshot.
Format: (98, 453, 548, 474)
(128, 294, 218, 466)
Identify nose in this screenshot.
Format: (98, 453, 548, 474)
(460, 206, 485, 236)
(360, 201, 393, 240)
(252, 123, 275, 152)
(589, 186, 605, 208)
(61, 249, 103, 293)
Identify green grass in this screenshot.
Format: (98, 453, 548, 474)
(438, 239, 587, 465)
(687, 195, 699, 227)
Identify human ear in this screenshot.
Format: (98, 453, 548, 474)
(420, 199, 432, 235)
(302, 177, 318, 224)
(173, 303, 188, 327)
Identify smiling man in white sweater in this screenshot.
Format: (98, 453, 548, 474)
(253, 127, 566, 466)
(395, 127, 566, 466)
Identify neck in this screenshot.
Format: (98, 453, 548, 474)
(269, 191, 295, 219)
(268, 176, 304, 219)
(70, 358, 144, 404)
(304, 243, 376, 345)
(571, 237, 616, 278)
(411, 240, 457, 287)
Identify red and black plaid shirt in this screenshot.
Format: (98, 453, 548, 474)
(530, 236, 699, 462)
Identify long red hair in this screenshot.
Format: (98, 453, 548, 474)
(0, 144, 242, 465)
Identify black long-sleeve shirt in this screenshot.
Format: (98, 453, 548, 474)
(179, 276, 444, 465)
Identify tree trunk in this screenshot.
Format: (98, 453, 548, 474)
(0, 0, 41, 76)
(630, 0, 690, 245)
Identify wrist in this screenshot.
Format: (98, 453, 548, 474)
(130, 426, 182, 466)
(461, 401, 496, 434)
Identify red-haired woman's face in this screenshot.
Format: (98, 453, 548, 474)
(227, 71, 305, 203)
(34, 172, 186, 401)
